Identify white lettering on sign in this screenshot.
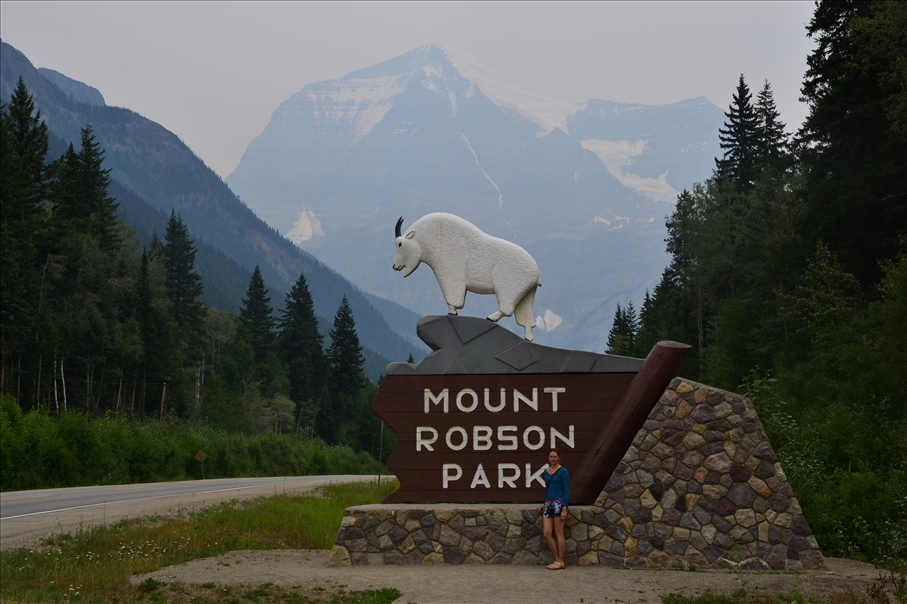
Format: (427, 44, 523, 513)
(485, 388, 506, 412)
(417, 386, 575, 491)
(525, 463, 547, 487)
(423, 387, 568, 413)
(551, 425, 575, 449)
(443, 463, 462, 488)
(544, 387, 566, 411)
(445, 426, 468, 451)
(419, 425, 575, 452)
(513, 388, 538, 411)
(416, 427, 438, 451)
(473, 426, 493, 450)
(424, 389, 449, 413)
(471, 464, 490, 488)
(522, 426, 545, 450)
(498, 463, 520, 488)
(456, 389, 479, 413)
(497, 425, 518, 450)
(441, 463, 552, 489)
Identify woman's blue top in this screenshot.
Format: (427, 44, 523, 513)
(544, 466, 569, 505)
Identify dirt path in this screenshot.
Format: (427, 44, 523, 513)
(134, 551, 883, 604)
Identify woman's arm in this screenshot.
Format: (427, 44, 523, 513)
(560, 469, 570, 509)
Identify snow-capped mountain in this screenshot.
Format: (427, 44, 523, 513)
(227, 44, 723, 351)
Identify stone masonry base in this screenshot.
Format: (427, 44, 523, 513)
(331, 379, 826, 570)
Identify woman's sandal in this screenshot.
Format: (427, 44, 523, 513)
(546, 561, 566, 570)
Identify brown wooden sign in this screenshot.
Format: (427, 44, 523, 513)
(373, 341, 689, 504)
(375, 373, 633, 503)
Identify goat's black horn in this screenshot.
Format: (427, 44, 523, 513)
(395, 217, 404, 238)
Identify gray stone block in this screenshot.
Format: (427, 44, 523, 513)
(387, 315, 645, 375)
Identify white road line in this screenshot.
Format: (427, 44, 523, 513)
(1, 482, 315, 520)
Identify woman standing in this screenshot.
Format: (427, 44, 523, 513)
(537, 448, 569, 569)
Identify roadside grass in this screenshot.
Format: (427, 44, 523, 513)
(131, 580, 400, 603)
(0, 479, 399, 603)
(660, 591, 859, 604)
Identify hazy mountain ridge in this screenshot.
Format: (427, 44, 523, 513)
(0, 40, 424, 366)
(37, 67, 105, 106)
(227, 44, 721, 350)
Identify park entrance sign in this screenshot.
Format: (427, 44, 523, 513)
(373, 315, 689, 503)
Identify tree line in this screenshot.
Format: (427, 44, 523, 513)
(606, 1, 905, 566)
(1, 77, 390, 459)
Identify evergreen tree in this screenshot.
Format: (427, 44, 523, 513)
(163, 210, 204, 333)
(1, 82, 51, 371)
(799, 0, 907, 286)
(77, 125, 119, 252)
(324, 296, 366, 443)
(51, 143, 90, 236)
(605, 302, 638, 356)
(239, 265, 275, 363)
(135, 248, 175, 416)
(716, 75, 760, 191)
(5, 78, 49, 211)
(278, 271, 327, 430)
(1, 96, 43, 374)
(754, 80, 790, 173)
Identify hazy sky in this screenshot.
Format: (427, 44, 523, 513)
(1, 2, 817, 179)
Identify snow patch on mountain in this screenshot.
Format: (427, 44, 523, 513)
(304, 74, 407, 138)
(458, 127, 504, 209)
(443, 45, 580, 134)
(287, 207, 324, 244)
(535, 309, 563, 332)
(581, 139, 680, 203)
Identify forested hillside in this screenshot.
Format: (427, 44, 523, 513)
(605, 1, 906, 568)
(1, 80, 395, 470)
(0, 40, 424, 363)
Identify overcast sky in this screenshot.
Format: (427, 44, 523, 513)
(1, 2, 817, 179)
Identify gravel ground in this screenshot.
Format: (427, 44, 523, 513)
(133, 551, 884, 604)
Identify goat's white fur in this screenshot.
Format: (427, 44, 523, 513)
(393, 213, 541, 340)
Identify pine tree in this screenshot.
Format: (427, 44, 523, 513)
(163, 210, 204, 333)
(754, 80, 789, 172)
(77, 125, 119, 252)
(606, 302, 638, 356)
(52, 143, 89, 236)
(5, 78, 49, 211)
(716, 75, 760, 191)
(799, 0, 907, 286)
(1, 81, 49, 394)
(278, 271, 327, 429)
(324, 296, 366, 443)
(240, 265, 276, 363)
(135, 248, 175, 416)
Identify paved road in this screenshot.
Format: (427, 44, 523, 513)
(0, 475, 379, 550)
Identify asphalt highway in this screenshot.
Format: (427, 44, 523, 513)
(0, 475, 378, 550)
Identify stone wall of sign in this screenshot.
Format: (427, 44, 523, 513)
(332, 378, 826, 570)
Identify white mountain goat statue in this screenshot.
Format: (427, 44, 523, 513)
(393, 213, 541, 340)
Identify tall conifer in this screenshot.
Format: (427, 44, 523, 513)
(164, 210, 204, 333)
(754, 80, 789, 172)
(716, 75, 759, 191)
(278, 271, 327, 428)
(77, 125, 119, 252)
(240, 265, 276, 363)
(324, 296, 365, 443)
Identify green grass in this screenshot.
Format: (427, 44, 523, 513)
(661, 574, 907, 604)
(0, 480, 399, 603)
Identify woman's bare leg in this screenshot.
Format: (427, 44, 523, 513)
(543, 517, 558, 562)
(553, 516, 566, 564)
